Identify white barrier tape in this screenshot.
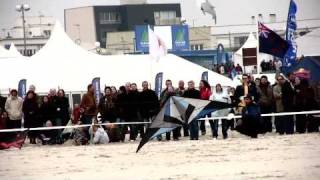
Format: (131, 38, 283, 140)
(0, 121, 152, 133)
(198, 110, 320, 121)
(0, 110, 319, 133)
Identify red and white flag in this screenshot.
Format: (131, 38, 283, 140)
(148, 26, 166, 59)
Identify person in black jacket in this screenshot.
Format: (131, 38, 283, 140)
(23, 91, 40, 144)
(39, 96, 54, 126)
(281, 77, 295, 134)
(236, 94, 262, 138)
(54, 89, 70, 126)
(98, 86, 117, 123)
(127, 83, 141, 141)
(116, 86, 130, 142)
(139, 81, 159, 125)
(183, 80, 201, 140)
(0, 95, 7, 112)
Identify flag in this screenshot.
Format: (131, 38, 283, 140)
(18, 79, 27, 98)
(91, 77, 101, 104)
(201, 71, 208, 82)
(148, 26, 166, 59)
(258, 22, 289, 58)
(154, 72, 163, 98)
(283, 0, 298, 67)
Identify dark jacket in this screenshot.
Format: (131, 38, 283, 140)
(183, 88, 201, 99)
(55, 97, 70, 125)
(281, 81, 295, 112)
(257, 83, 273, 107)
(234, 83, 259, 104)
(98, 95, 117, 122)
(140, 89, 160, 119)
(23, 98, 40, 128)
(115, 92, 129, 120)
(160, 88, 176, 107)
(39, 102, 55, 125)
(0, 96, 7, 111)
(127, 90, 141, 119)
(80, 92, 97, 115)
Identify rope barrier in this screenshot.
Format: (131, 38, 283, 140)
(0, 110, 319, 133)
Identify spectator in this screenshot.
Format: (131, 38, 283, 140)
(199, 80, 212, 136)
(210, 84, 231, 139)
(90, 125, 109, 144)
(72, 104, 81, 124)
(234, 74, 259, 113)
(5, 89, 23, 129)
(110, 86, 118, 98)
(116, 86, 129, 142)
(80, 84, 97, 124)
(159, 80, 178, 140)
(295, 79, 318, 133)
(273, 74, 295, 134)
(127, 83, 141, 141)
(23, 91, 40, 144)
(183, 80, 201, 140)
(235, 64, 243, 74)
(255, 78, 261, 87)
(98, 87, 117, 123)
(139, 81, 159, 123)
(55, 89, 70, 127)
(39, 96, 54, 127)
(261, 60, 267, 72)
(257, 76, 274, 133)
(0, 94, 7, 111)
(175, 80, 185, 97)
(39, 120, 59, 145)
(175, 80, 188, 137)
(237, 94, 261, 138)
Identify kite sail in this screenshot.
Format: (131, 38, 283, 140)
(136, 96, 233, 152)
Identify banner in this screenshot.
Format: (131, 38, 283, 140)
(18, 79, 26, 98)
(92, 77, 101, 104)
(201, 71, 208, 82)
(216, 44, 224, 64)
(154, 72, 163, 98)
(171, 25, 189, 50)
(283, 0, 297, 67)
(135, 25, 149, 53)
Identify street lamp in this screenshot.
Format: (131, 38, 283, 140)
(16, 4, 30, 56)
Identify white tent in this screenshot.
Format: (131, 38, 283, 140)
(233, 32, 272, 74)
(0, 21, 235, 93)
(296, 28, 320, 57)
(8, 43, 23, 58)
(0, 45, 12, 59)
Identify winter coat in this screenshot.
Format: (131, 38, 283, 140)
(139, 89, 159, 119)
(80, 92, 97, 116)
(22, 98, 40, 128)
(200, 87, 212, 100)
(127, 90, 141, 119)
(98, 95, 117, 122)
(39, 102, 55, 125)
(183, 88, 201, 99)
(257, 83, 273, 107)
(273, 84, 284, 112)
(5, 96, 23, 120)
(55, 97, 70, 125)
(234, 83, 259, 104)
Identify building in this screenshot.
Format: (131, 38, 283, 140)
(64, 2, 181, 49)
(0, 16, 55, 56)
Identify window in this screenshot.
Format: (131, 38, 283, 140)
(72, 94, 81, 106)
(99, 12, 121, 24)
(154, 11, 177, 25)
(191, 44, 204, 51)
(43, 30, 51, 37)
(269, 14, 276, 23)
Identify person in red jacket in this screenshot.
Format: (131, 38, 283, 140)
(199, 80, 212, 135)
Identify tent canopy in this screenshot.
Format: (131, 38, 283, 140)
(0, 21, 235, 93)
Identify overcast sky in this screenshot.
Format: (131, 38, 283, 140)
(0, 0, 319, 30)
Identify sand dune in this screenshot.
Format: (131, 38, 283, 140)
(0, 132, 320, 180)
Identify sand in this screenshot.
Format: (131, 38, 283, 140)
(0, 132, 320, 180)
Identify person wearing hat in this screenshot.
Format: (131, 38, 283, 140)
(5, 89, 23, 129)
(236, 94, 261, 138)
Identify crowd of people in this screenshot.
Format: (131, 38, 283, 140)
(0, 73, 319, 148)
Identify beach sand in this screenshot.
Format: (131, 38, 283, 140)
(0, 132, 319, 180)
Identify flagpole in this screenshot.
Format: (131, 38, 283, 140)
(256, 19, 260, 74)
